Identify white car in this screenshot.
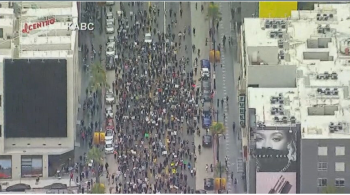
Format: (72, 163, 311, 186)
(105, 89, 115, 104)
(145, 33, 152, 43)
(106, 22, 114, 34)
(106, 11, 114, 24)
(106, 43, 115, 57)
(105, 129, 114, 142)
(107, 35, 115, 44)
(104, 140, 114, 154)
(201, 68, 210, 78)
(105, 105, 114, 118)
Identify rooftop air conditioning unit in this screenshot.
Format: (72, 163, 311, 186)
(290, 116, 296, 124)
(278, 40, 284, 48)
(329, 14, 333, 18)
(331, 72, 338, 80)
(325, 25, 331, 32)
(282, 116, 288, 123)
(324, 72, 330, 79)
(332, 88, 338, 95)
(281, 21, 286, 29)
(274, 116, 280, 122)
(270, 32, 276, 38)
(317, 88, 324, 94)
(325, 88, 331, 95)
(318, 27, 324, 34)
(337, 122, 343, 130)
(265, 20, 271, 29)
(272, 21, 278, 29)
(278, 31, 283, 38)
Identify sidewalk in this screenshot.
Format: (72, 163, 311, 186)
(190, 2, 215, 192)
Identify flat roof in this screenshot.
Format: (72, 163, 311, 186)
(244, 18, 279, 47)
(21, 8, 73, 17)
(3, 59, 67, 138)
(246, 3, 350, 139)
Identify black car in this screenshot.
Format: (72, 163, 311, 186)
(202, 135, 213, 147)
(201, 80, 211, 92)
(106, 56, 115, 70)
(204, 178, 214, 191)
(202, 90, 211, 102)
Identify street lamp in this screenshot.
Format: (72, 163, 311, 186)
(216, 110, 219, 122)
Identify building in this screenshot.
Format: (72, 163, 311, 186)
(0, 1, 80, 180)
(241, 3, 350, 193)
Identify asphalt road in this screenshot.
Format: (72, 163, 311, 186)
(214, 2, 246, 194)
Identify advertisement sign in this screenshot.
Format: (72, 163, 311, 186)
(256, 172, 296, 194)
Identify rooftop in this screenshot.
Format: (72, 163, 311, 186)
(246, 3, 350, 139)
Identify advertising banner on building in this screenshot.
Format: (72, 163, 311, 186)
(254, 129, 297, 172)
(256, 172, 296, 194)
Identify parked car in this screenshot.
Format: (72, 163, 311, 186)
(202, 102, 212, 128)
(202, 89, 211, 102)
(106, 118, 115, 131)
(201, 79, 211, 92)
(106, 22, 114, 34)
(105, 105, 114, 118)
(204, 178, 214, 191)
(106, 1, 115, 5)
(201, 59, 210, 70)
(145, 33, 152, 43)
(107, 35, 115, 44)
(105, 140, 114, 154)
(105, 89, 115, 104)
(202, 135, 213, 147)
(106, 56, 115, 70)
(106, 42, 115, 56)
(106, 11, 114, 24)
(105, 129, 114, 142)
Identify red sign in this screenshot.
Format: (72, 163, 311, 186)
(22, 18, 56, 33)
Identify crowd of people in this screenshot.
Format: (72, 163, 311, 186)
(109, 2, 200, 193)
(76, 2, 209, 194)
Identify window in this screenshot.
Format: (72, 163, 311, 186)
(0, 28, 3, 39)
(318, 146, 328, 156)
(21, 155, 43, 178)
(335, 162, 345, 172)
(318, 178, 327, 187)
(336, 147, 345, 156)
(0, 125, 2, 137)
(0, 95, 1, 107)
(318, 162, 328, 171)
(0, 156, 12, 179)
(335, 178, 345, 187)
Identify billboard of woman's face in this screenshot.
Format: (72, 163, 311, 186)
(255, 130, 289, 150)
(254, 129, 297, 172)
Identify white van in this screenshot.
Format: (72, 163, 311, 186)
(105, 140, 114, 154)
(106, 22, 114, 34)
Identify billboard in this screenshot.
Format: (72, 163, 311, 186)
(259, 2, 297, 18)
(256, 172, 296, 194)
(254, 129, 297, 172)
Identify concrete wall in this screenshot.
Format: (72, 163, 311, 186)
(0, 61, 4, 154)
(301, 139, 350, 193)
(247, 46, 279, 65)
(303, 52, 332, 61)
(247, 65, 297, 88)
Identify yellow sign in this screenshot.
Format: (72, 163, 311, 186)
(209, 50, 221, 63)
(93, 132, 105, 145)
(259, 2, 297, 18)
(214, 178, 227, 190)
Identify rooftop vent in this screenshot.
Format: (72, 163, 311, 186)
(274, 116, 280, 122)
(290, 116, 296, 124)
(282, 116, 288, 124)
(329, 14, 333, 18)
(281, 21, 286, 29)
(265, 20, 271, 29)
(331, 72, 338, 80)
(270, 31, 276, 38)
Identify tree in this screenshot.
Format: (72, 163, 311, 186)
(89, 62, 109, 93)
(206, 2, 222, 67)
(210, 122, 225, 135)
(87, 146, 103, 184)
(214, 163, 226, 176)
(91, 183, 105, 194)
(322, 185, 342, 194)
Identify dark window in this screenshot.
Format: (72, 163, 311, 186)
(0, 155, 12, 179)
(0, 95, 2, 107)
(21, 155, 43, 178)
(0, 28, 3, 39)
(0, 125, 2, 137)
(335, 179, 345, 187)
(318, 178, 327, 187)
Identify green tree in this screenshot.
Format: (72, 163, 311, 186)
(89, 62, 109, 93)
(206, 2, 222, 65)
(322, 185, 342, 194)
(214, 162, 226, 177)
(87, 146, 103, 184)
(91, 183, 105, 194)
(210, 122, 225, 135)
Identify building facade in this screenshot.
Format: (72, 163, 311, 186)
(0, 1, 80, 179)
(242, 3, 350, 193)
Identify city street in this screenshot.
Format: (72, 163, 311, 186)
(74, 2, 240, 194)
